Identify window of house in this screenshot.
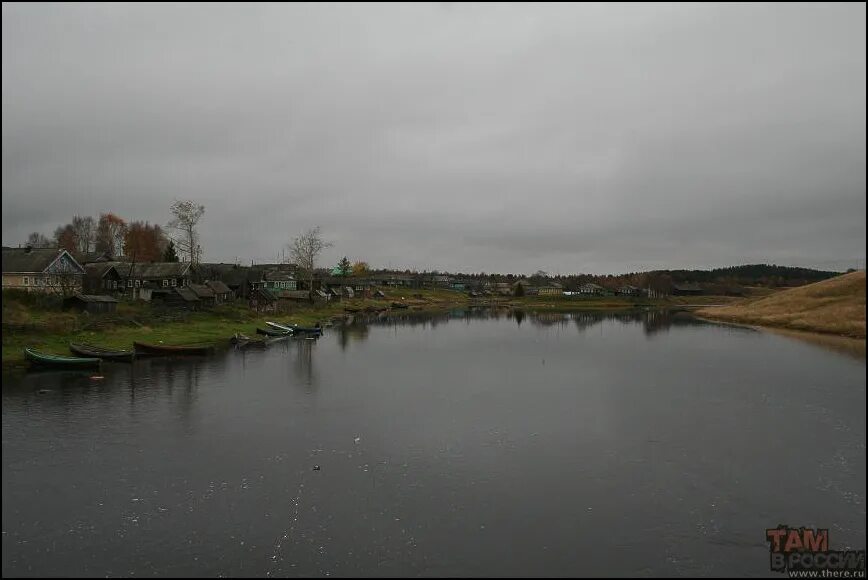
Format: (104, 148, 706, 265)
(171, 279, 177, 287)
(163, 279, 169, 287)
(23, 277, 29, 286)
(128, 280, 133, 288)
(135, 280, 141, 288)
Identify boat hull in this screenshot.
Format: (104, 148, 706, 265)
(69, 343, 135, 362)
(256, 327, 291, 337)
(24, 348, 101, 369)
(133, 342, 215, 356)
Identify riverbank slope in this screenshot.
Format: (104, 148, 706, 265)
(696, 271, 865, 339)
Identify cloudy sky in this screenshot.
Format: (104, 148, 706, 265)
(2, 3, 865, 274)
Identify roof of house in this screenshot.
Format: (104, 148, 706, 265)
(264, 271, 296, 281)
(65, 293, 119, 303)
(174, 287, 200, 302)
(188, 283, 216, 298)
(84, 262, 119, 278)
(104, 261, 191, 279)
(72, 251, 114, 264)
(205, 280, 232, 294)
(2, 247, 83, 274)
(580, 282, 605, 290)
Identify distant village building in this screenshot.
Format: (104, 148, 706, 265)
(263, 271, 297, 291)
(616, 285, 640, 296)
(537, 282, 564, 296)
(205, 280, 233, 304)
(1, 247, 85, 294)
(188, 283, 217, 307)
(578, 283, 606, 296)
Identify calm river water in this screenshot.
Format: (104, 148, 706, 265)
(2, 309, 865, 577)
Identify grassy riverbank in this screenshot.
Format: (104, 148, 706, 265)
(1, 287, 754, 370)
(696, 271, 866, 339)
(1, 288, 467, 369)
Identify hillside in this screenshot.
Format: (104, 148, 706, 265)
(696, 271, 866, 338)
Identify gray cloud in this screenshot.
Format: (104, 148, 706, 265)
(3, 2, 865, 274)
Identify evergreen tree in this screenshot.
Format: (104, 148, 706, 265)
(163, 239, 179, 262)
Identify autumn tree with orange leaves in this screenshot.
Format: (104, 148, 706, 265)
(123, 221, 168, 262)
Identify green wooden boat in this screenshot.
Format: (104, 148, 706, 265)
(24, 347, 101, 369)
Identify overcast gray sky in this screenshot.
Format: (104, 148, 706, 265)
(3, 3, 865, 274)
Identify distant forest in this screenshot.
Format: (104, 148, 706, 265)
(370, 264, 845, 295)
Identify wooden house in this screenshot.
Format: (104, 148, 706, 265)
(2, 247, 86, 294)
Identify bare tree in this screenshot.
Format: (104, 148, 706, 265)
(71, 215, 96, 253)
(25, 232, 53, 248)
(288, 226, 332, 302)
(168, 200, 205, 266)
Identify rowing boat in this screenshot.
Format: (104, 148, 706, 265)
(133, 342, 215, 356)
(266, 321, 295, 333)
(256, 327, 291, 337)
(69, 342, 135, 362)
(288, 324, 323, 334)
(24, 347, 101, 369)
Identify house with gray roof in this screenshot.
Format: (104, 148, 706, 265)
(2, 246, 85, 294)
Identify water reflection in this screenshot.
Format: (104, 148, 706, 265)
(2, 306, 864, 578)
(333, 307, 730, 344)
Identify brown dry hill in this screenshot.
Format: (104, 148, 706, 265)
(697, 270, 866, 338)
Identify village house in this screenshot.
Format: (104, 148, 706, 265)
(83, 263, 123, 295)
(104, 261, 193, 295)
(151, 286, 201, 309)
(188, 283, 217, 307)
(423, 274, 452, 288)
(195, 263, 264, 298)
(578, 282, 607, 296)
(616, 285, 640, 297)
(372, 273, 418, 288)
(263, 270, 297, 292)
(2, 246, 86, 294)
(205, 280, 233, 304)
(537, 282, 564, 296)
(512, 280, 538, 295)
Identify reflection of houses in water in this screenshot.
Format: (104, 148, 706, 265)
(292, 337, 318, 389)
(333, 307, 711, 342)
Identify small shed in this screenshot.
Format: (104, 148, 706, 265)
(188, 283, 217, 307)
(205, 280, 234, 303)
(62, 293, 119, 314)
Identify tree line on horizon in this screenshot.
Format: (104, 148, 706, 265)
(23, 214, 842, 291)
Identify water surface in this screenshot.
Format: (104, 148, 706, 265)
(3, 310, 865, 577)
